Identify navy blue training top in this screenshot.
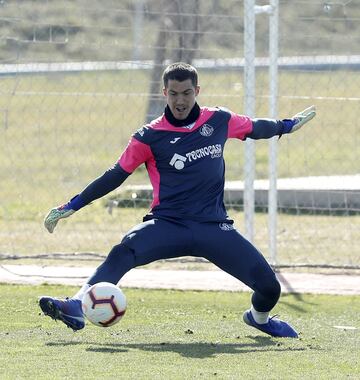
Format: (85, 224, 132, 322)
(118, 106, 253, 222)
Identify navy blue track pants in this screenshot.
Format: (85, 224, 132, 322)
(88, 218, 281, 312)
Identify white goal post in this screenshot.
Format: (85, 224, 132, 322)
(244, 0, 279, 264)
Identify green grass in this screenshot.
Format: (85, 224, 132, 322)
(0, 284, 359, 379)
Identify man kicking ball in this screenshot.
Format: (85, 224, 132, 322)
(40, 62, 316, 337)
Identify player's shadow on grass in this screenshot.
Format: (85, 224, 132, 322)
(85, 336, 309, 358)
(47, 336, 319, 358)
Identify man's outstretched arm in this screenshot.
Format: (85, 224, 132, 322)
(44, 163, 130, 233)
(247, 105, 316, 139)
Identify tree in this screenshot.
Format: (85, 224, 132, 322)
(145, 0, 200, 123)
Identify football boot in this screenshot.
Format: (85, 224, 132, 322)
(243, 310, 298, 338)
(39, 296, 85, 331)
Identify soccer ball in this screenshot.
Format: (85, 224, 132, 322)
(82, 282, 127, 327)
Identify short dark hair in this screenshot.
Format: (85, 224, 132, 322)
(162, 62, 198, 88)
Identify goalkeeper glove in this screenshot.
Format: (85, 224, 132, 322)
(44, 195, 84, 233)
(282, 105, 316, 134)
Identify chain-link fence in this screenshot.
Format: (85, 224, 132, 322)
(1, 0, 359, 269)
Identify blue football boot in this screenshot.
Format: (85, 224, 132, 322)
(39, 296, 85, 331)
(243, 310, 298, 338)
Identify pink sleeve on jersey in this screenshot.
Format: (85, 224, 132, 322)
(227, 112, 253, 140)
(118, 137, 153, 173)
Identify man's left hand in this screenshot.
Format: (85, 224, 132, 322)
(289, 105, 316, 133)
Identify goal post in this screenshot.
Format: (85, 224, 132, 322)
(243, 0, 256, 243)
(244, 0, 280, 264)
(268, 0, 279, 265)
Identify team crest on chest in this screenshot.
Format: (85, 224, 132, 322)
(200, 124, 214, 137)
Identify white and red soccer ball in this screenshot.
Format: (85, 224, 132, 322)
(82, 282, 127, 327)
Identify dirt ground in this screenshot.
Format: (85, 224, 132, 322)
(1, 262, 359, 295)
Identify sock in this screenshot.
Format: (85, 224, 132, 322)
(250, 305, 270, 324)
(73, 284, 91, 301)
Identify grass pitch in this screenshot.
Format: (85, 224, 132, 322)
(0, 284, 359, 379)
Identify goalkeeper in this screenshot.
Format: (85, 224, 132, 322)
(39, 62, 316, 337)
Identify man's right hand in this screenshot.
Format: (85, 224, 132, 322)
(44, 203, 75, 233)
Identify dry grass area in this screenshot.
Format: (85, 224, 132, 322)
(1, 205, 359, 270)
